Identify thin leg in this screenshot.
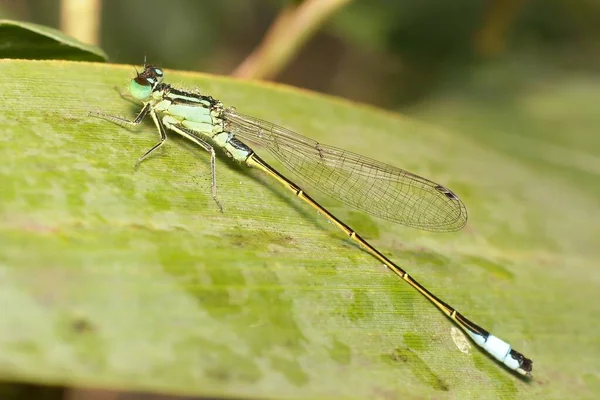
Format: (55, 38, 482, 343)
(134, 109, 168, 168)
(169, 124, 224, 213)
(90, 104, 166, 168)
(89, 103, 151, 128)
(92, 104, 223, 212)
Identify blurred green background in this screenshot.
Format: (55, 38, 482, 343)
(5, 0, 600, 105)
(1, 0, 600, 399)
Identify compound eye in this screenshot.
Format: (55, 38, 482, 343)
(151, 67, 164, 83)
(129, 76, 152, 100)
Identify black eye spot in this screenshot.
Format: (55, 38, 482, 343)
(435, 185, 458, 200)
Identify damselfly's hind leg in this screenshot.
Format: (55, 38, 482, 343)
(169, 125, 224, 213)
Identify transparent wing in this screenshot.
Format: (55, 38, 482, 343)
(223, 108, 467, 232)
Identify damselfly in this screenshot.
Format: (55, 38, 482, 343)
(90, 64, 533, 377)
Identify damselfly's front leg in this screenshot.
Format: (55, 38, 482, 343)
(135, 109, 168, 168)
(168, 124, 224, 213)
(89, 102, 151, 129)
(90, 105, 169, 169)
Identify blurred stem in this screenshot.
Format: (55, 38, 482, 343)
(474, 0, 528, 57)
(60, 0, 101, 45)
(0, 382, 64, 400)
(232, 0, 353, 80)
(65, 388, 119, 400)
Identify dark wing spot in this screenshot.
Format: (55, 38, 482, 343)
(435, 185, 459, 200)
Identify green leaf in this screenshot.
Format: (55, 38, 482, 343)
(0, 20, 107, 61)
(0, 59, 596, 399)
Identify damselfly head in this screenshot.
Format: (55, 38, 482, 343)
(137, 65, 164, 86)
(129, 65, 164, 101)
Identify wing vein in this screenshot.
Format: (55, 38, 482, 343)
(224, 109, 467, 231)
